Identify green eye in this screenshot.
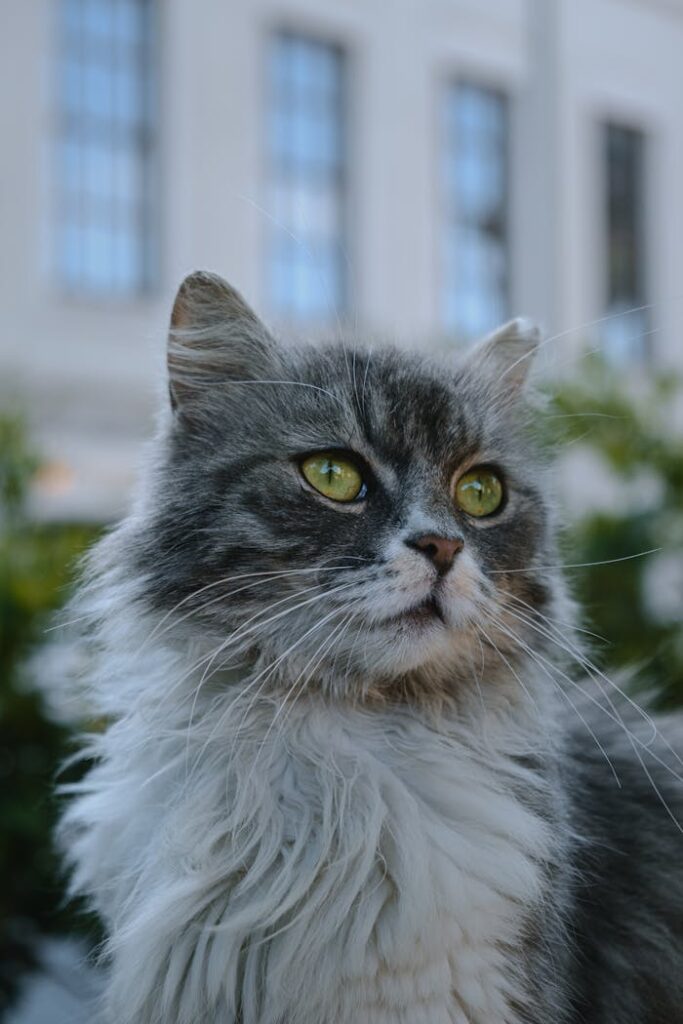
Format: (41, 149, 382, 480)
(300, 453, 365, 503)
(454, 467, 504, 518)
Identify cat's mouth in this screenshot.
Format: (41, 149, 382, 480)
(381, 593, 446, 628)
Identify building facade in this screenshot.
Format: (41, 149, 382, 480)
(2, 0, 683, 518)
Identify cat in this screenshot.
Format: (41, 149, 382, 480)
(59, 271, 683, 1024)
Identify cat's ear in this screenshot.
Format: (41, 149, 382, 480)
(167, 271, 277, 415)
(462, 318, 541, 397)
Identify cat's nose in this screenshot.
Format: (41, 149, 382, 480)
(407, 534, 464, 575)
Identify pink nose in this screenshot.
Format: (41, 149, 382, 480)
(408, 534, 464, 575)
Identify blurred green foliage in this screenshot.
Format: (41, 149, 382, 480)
(0, 415, 100, 1011)
(550, 359, 683, 707)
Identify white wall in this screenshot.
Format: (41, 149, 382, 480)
(1, 0, 682, 518)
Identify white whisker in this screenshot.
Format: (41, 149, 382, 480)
(478, 613, 621, 786)
(502, 598, 683, 780)
(143, 564, 368, 651)
(486, 608, 683, 793)
(488, 547, 661, 574)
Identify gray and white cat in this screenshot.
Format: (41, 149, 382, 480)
(61, 272, 683, 1024)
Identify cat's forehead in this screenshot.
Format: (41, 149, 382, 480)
(286, 343, 488, 462)
(175, 336, 532, 484)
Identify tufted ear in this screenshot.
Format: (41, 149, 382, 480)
(463, 318, 541, 395)
(167, 271, 277, 415)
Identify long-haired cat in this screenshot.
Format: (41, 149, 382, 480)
(60, 272, 683, 1024)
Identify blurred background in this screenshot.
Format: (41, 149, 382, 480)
(1, 0, 683, 1019)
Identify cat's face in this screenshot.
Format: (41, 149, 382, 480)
(132, 273, 559, 699)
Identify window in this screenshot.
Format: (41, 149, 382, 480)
(267, 33, 346, 322)
(602, 123, 649, 361)
(56, 0, 157, 296)
(442, 82, 509, 340)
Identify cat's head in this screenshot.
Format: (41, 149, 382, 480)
(128, 271, 563, 702)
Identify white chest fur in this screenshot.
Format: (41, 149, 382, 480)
(69, 696, 553, 1024)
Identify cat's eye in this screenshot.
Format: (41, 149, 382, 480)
(454, 467, 504, 518)
(300, 452, 366, 503)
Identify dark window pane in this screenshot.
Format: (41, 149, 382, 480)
(56, 0, 156, 296)
(267, 33, 346, 321)
(603, 123, 648, 361)
(442, 82, 509, 340)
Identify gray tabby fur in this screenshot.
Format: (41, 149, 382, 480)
(59, 272, 683, 1023)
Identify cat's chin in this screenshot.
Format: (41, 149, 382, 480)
(360, 615, 473, 678)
